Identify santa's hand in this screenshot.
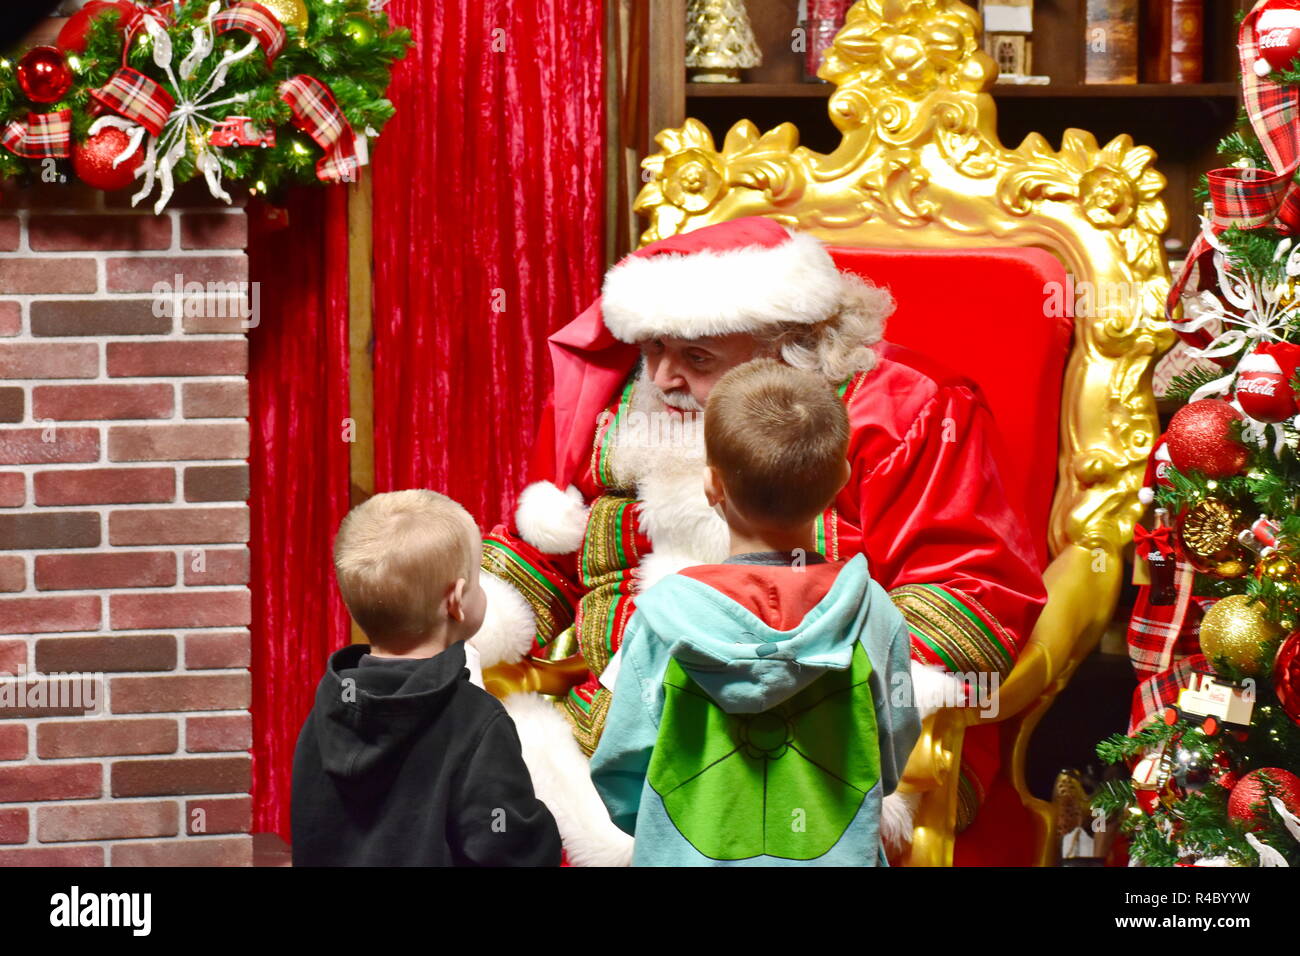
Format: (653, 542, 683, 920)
(469, 573, 537, 668)
(515, 481, 589, 554)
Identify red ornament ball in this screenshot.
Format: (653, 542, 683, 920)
(1256, 0, 1300, 75)
(1165, 399, 1250, 479)
(56, 0, 140, 54)
(16, 46, 73, 105)
(1275, 632, 1300, 727)
(1227, 768, 1300, 828)
(73, 128, 144, 192)
(1235, 343, 1300, 423)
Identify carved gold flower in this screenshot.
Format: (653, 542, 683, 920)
(634, 119, 807, 244)
(1003, 130, 1167, 236)
(661, 148, 725, 213)
(818, 0, 993, 95)
(1067, 133, 1165, 233)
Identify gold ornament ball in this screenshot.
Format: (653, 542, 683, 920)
(258, 0, 309, 35)
(1257, 552, 1298, 581)
(1213, 559, 1248, 579)
(1198, 594, 1284, 677)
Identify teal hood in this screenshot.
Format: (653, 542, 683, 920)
(631, 554, 875, 714)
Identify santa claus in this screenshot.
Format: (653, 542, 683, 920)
(469, 217, 1048, 864)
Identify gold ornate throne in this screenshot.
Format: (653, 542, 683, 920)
(627, 0, 1173, 865)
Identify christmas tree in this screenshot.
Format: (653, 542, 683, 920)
(1092, 0, 1300, 867)
(685, 0, 761, 82)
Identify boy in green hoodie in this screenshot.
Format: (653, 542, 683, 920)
(590, 359, 921, 866)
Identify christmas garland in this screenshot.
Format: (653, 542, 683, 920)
(1094, 0, 1300, 867)
(0, 0, 411, 210)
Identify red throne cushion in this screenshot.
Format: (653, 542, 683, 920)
(827, 245, 1073, 572)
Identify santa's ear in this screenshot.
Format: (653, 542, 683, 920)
(704, 465, 725, 507)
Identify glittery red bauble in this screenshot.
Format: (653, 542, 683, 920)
(73, 128, 144, 192)
(1257, 0, 1300, 73)
(56, 0, 140, 54)
(1165, 399, 1250, 479)
(1227, 768, 1300, 828)
(16, 46, 73, 105)
(1275, 632, 1300, 727)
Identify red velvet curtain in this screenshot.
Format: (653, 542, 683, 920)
(248, 191, 352, 839)
(371, 0, 607, 525)
(248, 0, 606, 840)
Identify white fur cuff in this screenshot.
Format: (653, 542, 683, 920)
(502, 692, 634, 867)
(910, 661, 967, 721)
(469, 572, 537, 668)
(516, 481, 589, 555)
(881, 790, 920, 855)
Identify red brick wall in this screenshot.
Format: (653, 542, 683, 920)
(0, 182, 252, 866)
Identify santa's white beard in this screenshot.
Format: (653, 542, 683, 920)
(606, 365, 730, 589)
(606, 365, 706, 488)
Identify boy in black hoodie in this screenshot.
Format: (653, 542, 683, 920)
(291, 489, 561, 866)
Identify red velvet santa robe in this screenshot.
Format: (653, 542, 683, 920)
(480, 298, 1048, 862)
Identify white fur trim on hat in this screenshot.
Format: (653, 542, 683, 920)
(468, 572, 536, 668)
(516, 481, 589, 554)
(601, 229, 844, 343)
(502, 692, 634, 866)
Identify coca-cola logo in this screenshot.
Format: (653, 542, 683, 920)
(1261, 28, 1300, 50)
(1238, 376, 1280, 396)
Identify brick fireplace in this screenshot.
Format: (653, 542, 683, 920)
(0, 181, 253, 865)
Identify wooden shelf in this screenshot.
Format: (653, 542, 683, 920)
(626, 0, 1251, 256)
(686, 81, 1241, 100)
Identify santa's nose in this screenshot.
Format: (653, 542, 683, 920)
(652, 360, 687, 392)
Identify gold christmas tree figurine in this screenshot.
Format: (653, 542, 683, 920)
(685, 0, 762, 83)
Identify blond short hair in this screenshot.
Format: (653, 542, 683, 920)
(705, 359, 850, 527)
(332, 490, 478, 644)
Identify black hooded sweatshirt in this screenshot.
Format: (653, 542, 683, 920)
(291, 641, 561, 866)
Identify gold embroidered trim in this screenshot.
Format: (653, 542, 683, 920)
(564, 685, 612, 757)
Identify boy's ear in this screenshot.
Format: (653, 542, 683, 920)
(704, 465, 725, 507)
(836, 457, 852, 493)
(447, 577, 468, 623)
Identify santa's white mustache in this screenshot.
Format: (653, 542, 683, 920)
(648, 384, 703, 412)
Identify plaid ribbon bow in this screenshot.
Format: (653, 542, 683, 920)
(1134, 524, 1176, 560)
(279, 75, 366, 184)
(212, 2, 287, 62)
(89, 67, 175, 137)
(91, 3, 284, 139)
(0, 110, 72, 159)
(1166, 0, 1300, 343)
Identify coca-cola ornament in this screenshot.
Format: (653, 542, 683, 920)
(1165, 399, 1250, 479)
(1255, 0, 1300, 76)
(1137, 432, 1174, 506)
(1235, 342, 1300, 423)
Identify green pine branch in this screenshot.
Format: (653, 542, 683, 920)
(0, 0, 412, 198)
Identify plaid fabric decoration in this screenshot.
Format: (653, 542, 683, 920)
(1167, 0, 1300, 329)
(90, 67, 175, 137)
(121, 2, 175, 51)
(213, 2, 287, 62)
(0, 110, 72, 159)
(1130, 653, 1209, 733)
(1126, 559, 1199, 678)
(279, 75, 364, 183)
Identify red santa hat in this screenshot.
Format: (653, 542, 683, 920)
(601, 217, 849, 343)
